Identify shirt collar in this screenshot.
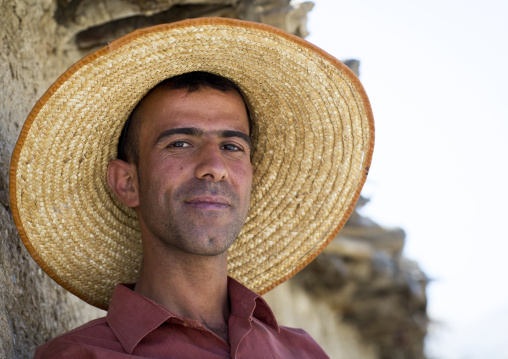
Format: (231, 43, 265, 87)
(107, 278, 280, 354)
(107, 284, 175, 354)
(227, 277, 279, 331)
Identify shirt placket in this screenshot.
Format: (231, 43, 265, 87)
(228, 314, 253, 359)
(168, 316, 231, 352)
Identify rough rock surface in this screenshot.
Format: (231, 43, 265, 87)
(0, 1, 109, 358)
(264, 197, 428, 359)
(0, 1, 427, 358)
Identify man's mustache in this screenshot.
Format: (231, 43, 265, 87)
(174, 179, 239, 206)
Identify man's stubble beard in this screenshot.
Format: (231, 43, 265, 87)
(138, 176, 250, 257)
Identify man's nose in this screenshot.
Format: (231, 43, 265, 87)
(194, 145, 228, 182)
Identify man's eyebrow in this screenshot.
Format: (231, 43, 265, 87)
(154, 127, 251, 149)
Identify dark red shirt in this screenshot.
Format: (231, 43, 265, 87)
(35, 278, 329, 358)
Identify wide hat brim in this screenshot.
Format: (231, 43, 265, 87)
(10, 17, 374, 310)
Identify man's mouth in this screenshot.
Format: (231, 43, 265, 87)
(184, 196, 231, 210)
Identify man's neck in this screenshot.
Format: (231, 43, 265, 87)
(134, 240, 231, 343)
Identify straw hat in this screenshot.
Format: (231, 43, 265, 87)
(10, 17, 374, 310)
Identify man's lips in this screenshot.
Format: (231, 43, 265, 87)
(184, 196, 231, 210)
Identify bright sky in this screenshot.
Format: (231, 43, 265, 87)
(306, 1, 508, 358)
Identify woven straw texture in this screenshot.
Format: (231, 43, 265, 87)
(10, 18, 374, 310)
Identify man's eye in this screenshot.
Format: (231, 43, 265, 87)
(169, 141, 191, 148)
(221, 144, 242, 151)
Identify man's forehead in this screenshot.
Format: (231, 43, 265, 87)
(137, 86, 249, 127)
(134, 86, 250, 146)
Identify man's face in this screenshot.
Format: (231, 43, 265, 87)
(133, 86, 253, 256)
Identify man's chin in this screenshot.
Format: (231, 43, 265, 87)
(161, 220, 237, 253)
(177, 237, 235, 257)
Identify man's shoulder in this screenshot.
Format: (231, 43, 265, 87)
(247, 318, 329, 358)
(34, 316, 123, 359)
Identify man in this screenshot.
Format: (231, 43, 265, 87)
(10, 18, 374, 358)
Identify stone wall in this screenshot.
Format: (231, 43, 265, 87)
(0, 1, 107, 357)
(0, 1, 427, 358)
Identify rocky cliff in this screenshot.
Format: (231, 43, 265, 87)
(264, 196, 428, 358)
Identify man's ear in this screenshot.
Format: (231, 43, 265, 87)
(107, 159, 140, 208)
